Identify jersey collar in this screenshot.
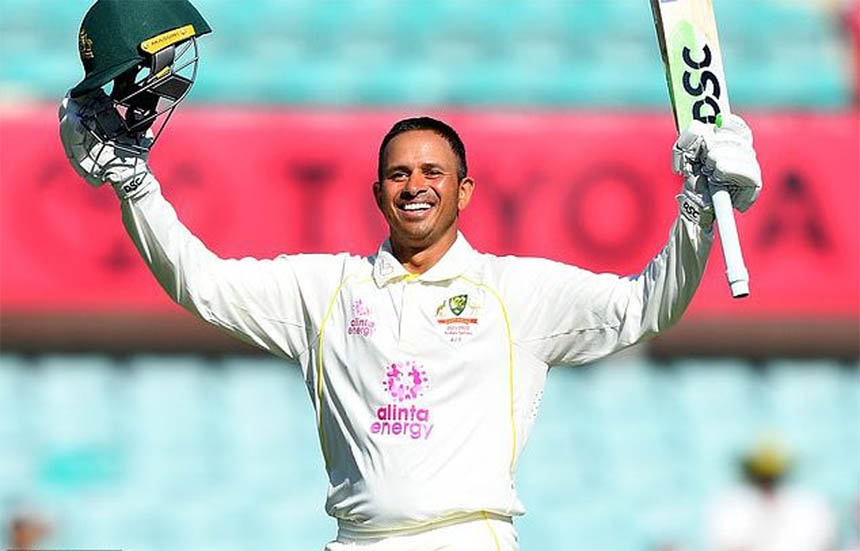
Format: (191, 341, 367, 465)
(372, 232, 479, 287)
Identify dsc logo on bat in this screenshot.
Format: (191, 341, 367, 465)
(682, 43, 722, 125)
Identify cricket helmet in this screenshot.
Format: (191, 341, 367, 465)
(71, 0, 211, 147)
(741, 439, 790, 485)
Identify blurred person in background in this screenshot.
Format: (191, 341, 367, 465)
(4, 511, 50, 551)
(57, 0, 763, 549)
(706, 439, 837, 551)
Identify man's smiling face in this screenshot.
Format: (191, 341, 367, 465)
(374, 129, 474, 255)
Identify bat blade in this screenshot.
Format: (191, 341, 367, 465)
(650, 0, 730, 132)
(650, 0, 750, 298)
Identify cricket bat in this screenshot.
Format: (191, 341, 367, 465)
(650, 0, 750, 298)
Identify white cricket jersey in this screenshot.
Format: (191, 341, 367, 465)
(121, 185, 713, 537)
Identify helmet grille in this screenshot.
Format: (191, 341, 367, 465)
(97, 37, 199, 146)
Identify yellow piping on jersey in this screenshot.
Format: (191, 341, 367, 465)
(481, 511, 502, 551)
(391, 272, 419, 284)
(460, 276, 517, 475)
(315, 275, 373, 469)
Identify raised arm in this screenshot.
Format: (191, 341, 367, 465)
(59, 91, 340, 360)
(121, 185, 319, 359)
(506, 115, 761, 366)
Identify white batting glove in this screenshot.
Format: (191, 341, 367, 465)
(672, 115, 762, 227)
(59, 90, 158, 200)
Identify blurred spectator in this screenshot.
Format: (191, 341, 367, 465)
(706, 439, 837, 551)
(5, 512, 50, 551)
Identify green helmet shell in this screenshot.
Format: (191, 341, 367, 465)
(71, 0, 211, 98)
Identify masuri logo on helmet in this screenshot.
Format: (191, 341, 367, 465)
(70, 0, 211, 151)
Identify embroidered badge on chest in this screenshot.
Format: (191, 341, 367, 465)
(347, 297, 376, 338)
(435, 292, 481, 344)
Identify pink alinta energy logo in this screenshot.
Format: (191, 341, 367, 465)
(347, 298, 376, 338)
(370, 360, 434, 440)
(383, 360, 428, 401)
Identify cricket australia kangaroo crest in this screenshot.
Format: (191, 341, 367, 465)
(436, 292, 482, 344)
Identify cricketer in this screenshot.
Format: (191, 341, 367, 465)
(58, 1, 762, 549)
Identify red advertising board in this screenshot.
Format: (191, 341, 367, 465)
(1, 106, 858, 320)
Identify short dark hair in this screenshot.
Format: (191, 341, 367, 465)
(377, 117, 468, 181)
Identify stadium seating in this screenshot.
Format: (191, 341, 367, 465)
(0, 0, 851, 107)
(1, 354, 857, 550)
(0, 0, 856, 548)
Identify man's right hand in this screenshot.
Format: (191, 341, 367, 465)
(59, 90, 157, 200)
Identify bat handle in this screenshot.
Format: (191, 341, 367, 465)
(711, 188, 749, 298)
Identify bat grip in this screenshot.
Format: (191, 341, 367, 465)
(711, 188, 749, 298)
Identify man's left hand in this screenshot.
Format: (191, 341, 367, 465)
(673, 114, 763, 215)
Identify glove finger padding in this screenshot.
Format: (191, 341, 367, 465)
(717, 113, 754, 147)
(59, 90, 156, 199)
(672, 120, 712, 177)
(702, 117, 762, 213)
(672, 114, 762, 217)
(673, 121, 715, 228)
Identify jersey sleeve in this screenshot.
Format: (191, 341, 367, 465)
(120, 185, 346, 361)
(502, 215, 713, 366)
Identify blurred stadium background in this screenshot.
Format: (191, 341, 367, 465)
(0, 0, 858, 549)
